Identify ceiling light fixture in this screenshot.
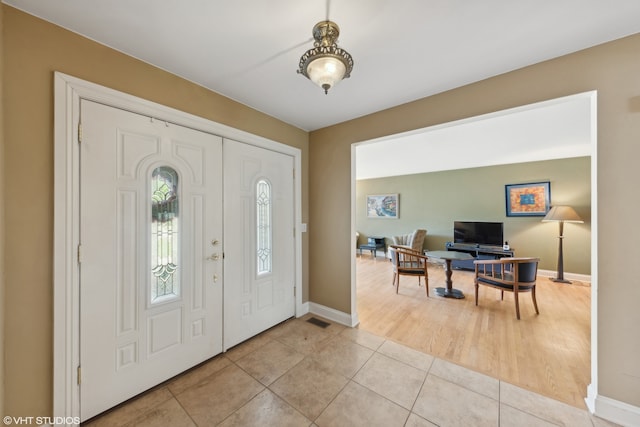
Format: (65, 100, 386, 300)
(297, 20, 354, 94)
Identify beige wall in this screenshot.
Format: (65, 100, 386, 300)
(309, 34, 640, 408)
(1, 6, 308, 417)
(356, 157, 591, 275)
(0, 2, 5, 419)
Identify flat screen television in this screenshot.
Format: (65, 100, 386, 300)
(454, 221, 504, 246)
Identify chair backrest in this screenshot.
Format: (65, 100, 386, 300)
(392, 229, 427, 252)
(517, 260, 538, 282)
(500, 258, 539, 284)
(409, 229, 427, 251)
(392, 234, 410, 246)
(389, 245, 427, 272)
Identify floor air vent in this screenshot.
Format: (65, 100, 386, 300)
(306, 317, 330, 328)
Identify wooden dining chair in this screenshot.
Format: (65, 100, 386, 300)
(474, 257, 539, 319)
(389, 245, 429, 296)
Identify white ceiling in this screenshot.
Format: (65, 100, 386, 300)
(356, 92, 593, 179)
(4, 0, 640, 132)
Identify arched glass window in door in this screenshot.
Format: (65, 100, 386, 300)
(151, 166, 180, 303)
(256, 179, 272, 275)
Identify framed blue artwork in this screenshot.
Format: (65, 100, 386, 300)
(505, 182, 551, 217)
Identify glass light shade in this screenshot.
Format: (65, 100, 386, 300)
(306, 56, 347, 93)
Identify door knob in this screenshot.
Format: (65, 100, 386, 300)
(207, 253, 220, 261)
(211, 239, 220, 246)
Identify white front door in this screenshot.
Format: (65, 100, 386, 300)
(223, 140, 296, 349)
(79, 100, 223, 420)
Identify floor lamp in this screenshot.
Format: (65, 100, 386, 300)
(542, 205, 583, 283)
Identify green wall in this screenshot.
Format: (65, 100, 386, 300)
(356, 157, 591, 275)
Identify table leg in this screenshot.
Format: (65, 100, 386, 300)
(435, 259, 465, 299)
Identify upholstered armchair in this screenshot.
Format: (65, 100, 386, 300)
(392, 229, 427, 253)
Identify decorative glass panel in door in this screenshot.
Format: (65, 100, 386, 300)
(151, 166, 180, 303)
(256, 179, 272, 275)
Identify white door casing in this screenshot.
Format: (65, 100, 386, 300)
(79, 100, 223, 420)
(223, 140, 296, 349)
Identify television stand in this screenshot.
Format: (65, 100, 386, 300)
(445, 242, 515, 270)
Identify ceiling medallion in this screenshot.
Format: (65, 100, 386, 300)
(297, 20, 354, 94)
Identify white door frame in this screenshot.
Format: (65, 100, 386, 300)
(53, 72, 304, 420)
(350, 90, 602, 417)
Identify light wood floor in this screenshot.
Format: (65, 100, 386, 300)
(355, 254, 591, 409)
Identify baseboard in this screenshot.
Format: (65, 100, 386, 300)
(586, 384, 640, 427)
(308, 302, 359, 327)
(354, 260, 592, 283)
(537, 269, 591, 284)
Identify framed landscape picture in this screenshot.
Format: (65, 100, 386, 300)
(367, 194, 398, 219)
(505, 182, 550, 217)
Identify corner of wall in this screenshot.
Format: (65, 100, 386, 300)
(586, 386, 640, 427)
(0, 2, 6, 418)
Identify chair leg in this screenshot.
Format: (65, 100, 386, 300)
(424, 275, 429, 297)
(474, 281, 479, 306)
(396, 275, 400, 294)
(500, 290, 504, 300)
(514, 291, 521, 320)
(391, 272, 396, 287)
(531, 286, 539, 315)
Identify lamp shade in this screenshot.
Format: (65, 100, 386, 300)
(542, 206, 584, 223)
(306, 56, 347, 92)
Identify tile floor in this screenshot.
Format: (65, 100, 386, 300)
(85, 315, 619, 427)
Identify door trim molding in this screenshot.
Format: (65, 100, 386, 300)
(53, 72, 304, 419)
